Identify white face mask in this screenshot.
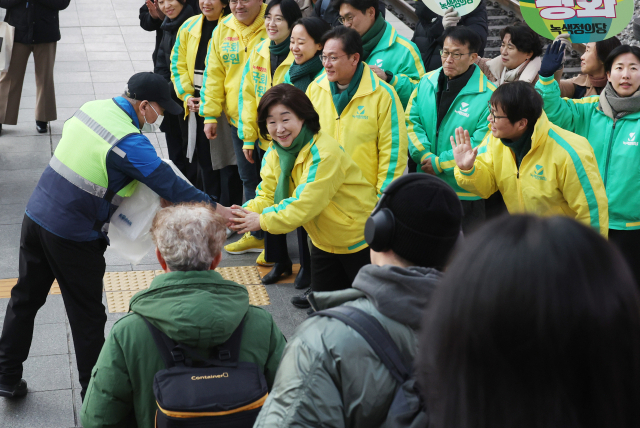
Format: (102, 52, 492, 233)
(141, 103, 164, 132)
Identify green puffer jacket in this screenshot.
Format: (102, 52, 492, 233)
(536, 75, 640, 230)
(80, 270, 286, 428)
(253, 264, 441, 428)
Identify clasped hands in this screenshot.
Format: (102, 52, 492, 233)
(228, 205, 262, 234)
(161, 200, 260, 233)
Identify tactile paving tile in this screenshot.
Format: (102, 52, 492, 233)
(0, 279, 61, 298)
(215, 266, 262, 285)
(246, 284, 271, 306)
(105, 290, 139, 314)
(0, 267, 271, 311)
(51, 281, 61, 295)
(103, 271, 158, 292)
(0, 279, 16, 298)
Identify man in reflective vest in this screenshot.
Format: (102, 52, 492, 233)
(0, 72, 232, 400)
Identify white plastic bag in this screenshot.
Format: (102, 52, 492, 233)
(107, 224, 156, 266)
(187, 112, 197, 163)
(0, 22, 15, 73)
(111, 183, 161, 241)
(109, 183, 161, 264)
(108, 160, 189, 265)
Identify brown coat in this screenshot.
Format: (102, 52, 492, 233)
(556, 73, 604, 99)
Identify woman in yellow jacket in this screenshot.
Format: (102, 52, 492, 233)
(230, 84, 378, 310)
(199, 0, 267, 209)
(231, 0, 302, 277)
(171, 0, 243, 207)
(450, 81, 608, 236)
(237, 0, 301, 160)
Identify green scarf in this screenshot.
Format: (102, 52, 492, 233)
(501, 127, 534, 169)
(330, 61, 364, 116)
(361, 14, 386, 61)
(269, 38, 290, 56)
(273, 125, 314, 204)
(288, 55, 324, 92)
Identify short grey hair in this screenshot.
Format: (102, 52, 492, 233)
(150, 202, 226, 271)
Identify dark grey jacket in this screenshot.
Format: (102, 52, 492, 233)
(1, 0, 70, 44)
(154, 3, 195, 81)
(253, 264, 441, 428)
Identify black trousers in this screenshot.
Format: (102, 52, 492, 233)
(264, 228, 311, 271)
(0, 215, 107, 397)
(163, 111, 199, 186)
(179, 112, 244, 206)
(485, 191, 508, 220)
(310, 243, 370, 292)
(609, 229, 640, 287)
(460, 199, 486, 235)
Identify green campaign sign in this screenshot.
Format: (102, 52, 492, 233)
(520, 0, 634, 43)
(420, 0, 482, 16)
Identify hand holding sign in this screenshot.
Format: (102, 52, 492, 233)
(520, 0, 632, 43)
(442, 8, 461, 28)
(421, 0, 481, 17)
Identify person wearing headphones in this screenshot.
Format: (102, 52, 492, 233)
(253, 173, 463, 428)
(228, 84, 378, 310)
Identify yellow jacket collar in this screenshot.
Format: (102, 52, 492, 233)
(226, 4, 267, 40)
(256, 38, 295, 64)
(187, 13, 228, 37)
(530, 111, 552, 151)
(315, 62, 378, 99)
(293, 131, 321, 166)
(186, 14, 203, 37)
(268, 131, 320, 168)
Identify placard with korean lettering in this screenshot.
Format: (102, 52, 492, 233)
(421, 0, 482, 16)
(520, 0, 633, 43)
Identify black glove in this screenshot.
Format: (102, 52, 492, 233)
(539, 40, 565, 78)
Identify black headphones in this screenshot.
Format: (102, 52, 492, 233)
(364, 174, 427, 252)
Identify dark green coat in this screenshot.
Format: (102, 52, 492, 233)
(81, 270, 286, 428)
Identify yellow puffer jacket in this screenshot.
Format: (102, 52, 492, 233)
(170, 14, 212, 119)
(238, 39, 294, 151)
(245, 131, 378, 254)
(454, 112, 609, 236)
(199, 4, 267, 127)
(305, 63, 408, 196)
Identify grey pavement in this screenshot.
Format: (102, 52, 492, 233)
(0, 1, 412, 426)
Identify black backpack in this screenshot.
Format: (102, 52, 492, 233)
(143, 316, 268, 428)
(311, 306, 428, 428)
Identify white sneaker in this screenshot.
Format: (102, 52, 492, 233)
(226, 228, 236, 239)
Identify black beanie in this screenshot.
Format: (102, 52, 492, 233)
(383, 174, 463, 269)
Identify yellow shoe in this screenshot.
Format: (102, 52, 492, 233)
(256, 250, 274, 267)
(224, 232, 264, 254)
